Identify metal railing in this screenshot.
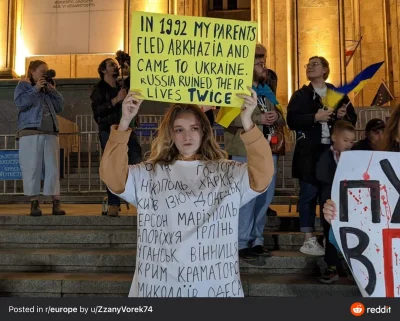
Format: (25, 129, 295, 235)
(2, 107, 389, 196)
(356, 107, 391, 130)
(0, 125, 226, 195)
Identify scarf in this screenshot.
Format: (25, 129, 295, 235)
(252, 83, 279, 105)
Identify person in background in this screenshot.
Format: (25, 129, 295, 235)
(225, 44, 285, 260)
(99, 89, 274, 297)
(91, 58, 142, 216)
(352, 118, 385, 151)
(14, 60, 65, 216)
(316, 120, 355, 283)
(323, 105, 400, 244)
(287, 56, 357, 256)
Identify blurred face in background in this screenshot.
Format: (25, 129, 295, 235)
(332, 130, 356, 152)
(31, 63, 48, 82)
(253, 57, 268, 84)
(102, 59, 119, 78)
(306, 58, 327, 81)
(367, 129, 385, 150)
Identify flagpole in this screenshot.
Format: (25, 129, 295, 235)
(380, 78, 395, 100)
(345, 35, 363, 67)
(344, 91, 361, 108)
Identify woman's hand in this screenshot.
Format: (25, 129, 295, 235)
(47, 82, 56, 91)
(118, 91, 143, 132)
(261, 111, 278, 125)
(237, 87, 258, 131)
(34, 78, 47, 91)
(323, 199, 337, 224)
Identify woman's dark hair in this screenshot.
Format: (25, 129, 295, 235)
(381, 104, 400, 152)
(97, 58, 113, 80)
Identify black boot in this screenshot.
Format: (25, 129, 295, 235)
(30, 200, 42, 217)
(52, 200, 66, 215)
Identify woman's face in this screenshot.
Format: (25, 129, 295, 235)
(172, 112, 203, 158)
(306, 58, 326, 81)
(31, 64, 48, 82)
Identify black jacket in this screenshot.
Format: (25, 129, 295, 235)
(90, 80, 124, 133)
(287, 83, 357, 184)
(316, 148, 337, 209)
(352, 138, 372, 151)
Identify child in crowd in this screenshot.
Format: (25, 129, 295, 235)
(316, 120, 356, 283)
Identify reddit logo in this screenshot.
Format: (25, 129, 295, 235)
(351, 302, 365, 317)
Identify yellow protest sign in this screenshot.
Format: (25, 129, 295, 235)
(130, 11, 257, 107)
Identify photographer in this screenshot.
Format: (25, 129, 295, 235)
(14, 60, 66, 216)
(91, 58, 142, 217)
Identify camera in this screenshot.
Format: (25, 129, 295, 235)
(115, 50, 130, 67)
(44, 69, 56, 86)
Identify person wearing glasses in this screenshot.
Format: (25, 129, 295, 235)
(287, 56, 357, 256)
(225, 44, 285, 261)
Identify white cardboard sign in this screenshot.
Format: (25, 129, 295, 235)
(332, 151, 400, 297)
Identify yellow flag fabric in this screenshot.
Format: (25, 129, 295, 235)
(352, 79, 370, 94)
(216, 107, 241, 128)
(322, 89, 345, 109)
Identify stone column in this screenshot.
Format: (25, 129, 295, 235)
(286, 0, 297, 100)
(0, 0, 16, 78)
(297, 0, 341, 87)
(251, 0, 268, 46)
(387, 0, 399, 105)
(0, 0, 9, 74)
(356, 0, 386, 106)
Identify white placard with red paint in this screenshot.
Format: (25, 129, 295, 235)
(331, 151, 400, 297)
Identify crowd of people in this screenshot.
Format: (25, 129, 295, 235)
(13, 43, 400, 296)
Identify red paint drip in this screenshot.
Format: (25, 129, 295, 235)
(395, 252, 398, 266)
(349, 191, 353, 195)
(361, 270, 369, 281)
(363, 206, 368, 212)
(375, 244, 381, 254)
(381, 186, 393, 226)
(363, 154, 374, 180)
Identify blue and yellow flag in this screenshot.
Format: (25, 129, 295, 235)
(215, 107, 241, 128)
(216, 84, 284, 128)
(322, 61, 384, 109)
(336, 61, 384, 95)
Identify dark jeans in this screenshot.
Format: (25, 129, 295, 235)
(99, 130, 142, 206)
(298, 181, 319, 233)
(321, 210, 339, 267)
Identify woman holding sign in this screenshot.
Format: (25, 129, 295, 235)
(100, 89, 274, 297)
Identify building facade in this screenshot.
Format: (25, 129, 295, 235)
(0, 0, 399, 107)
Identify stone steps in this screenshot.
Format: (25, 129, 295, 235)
(0, 228, 321, 250)
(0, 248, 323, 275)
(0, 272, 359, 297)
(0, 210, 343, 298)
